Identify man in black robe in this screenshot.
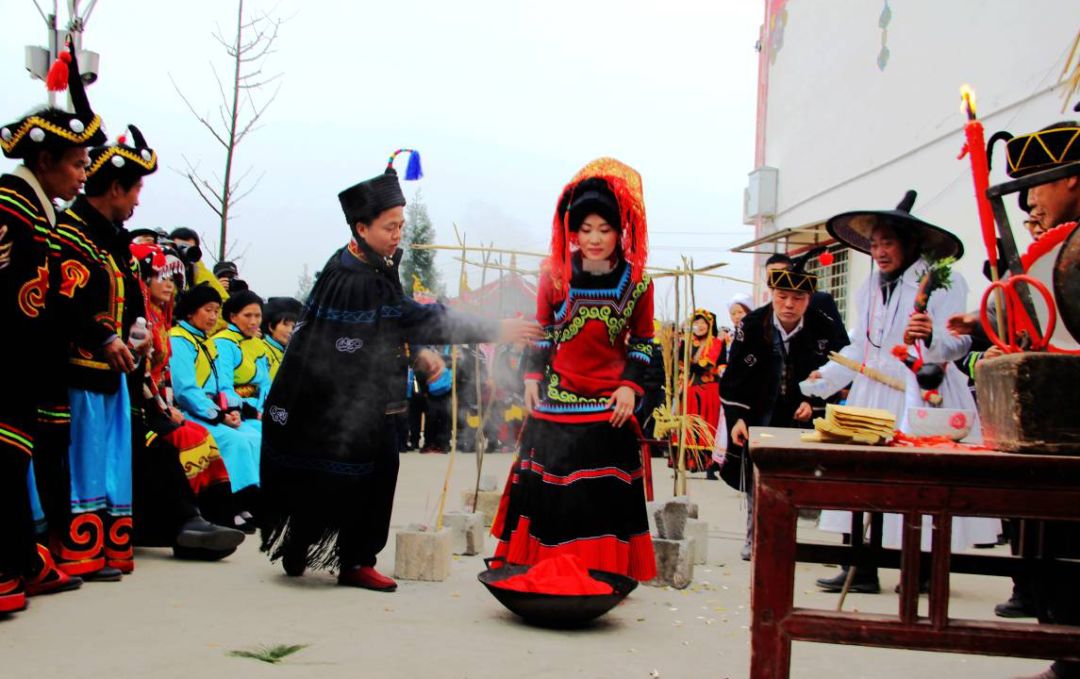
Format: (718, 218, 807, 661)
(720, 253, 850, 560)
(259, 151, 538, 591)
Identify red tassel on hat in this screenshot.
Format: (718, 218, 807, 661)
(819, 251, 835, 267)
(46, 51, 72, 92)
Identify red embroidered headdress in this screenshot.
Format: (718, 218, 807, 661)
(546, 157, 649, 293)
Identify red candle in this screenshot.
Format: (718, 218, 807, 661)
(959, 85, 998, 274)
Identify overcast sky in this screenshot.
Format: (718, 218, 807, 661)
(2, 0, 761, 321)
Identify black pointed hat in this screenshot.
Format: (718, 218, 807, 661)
(86, 124, 158, 190)
(0, 41, 106, 159)
(826, 190, 964, 261)
(767, 246, 821, 293)
(337, 149, 423, 227)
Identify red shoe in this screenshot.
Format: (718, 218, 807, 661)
(26, 544, 82, 596)
(338, 566, 397, 592)
(0, 574, 27, 613)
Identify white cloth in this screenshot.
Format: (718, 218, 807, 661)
(814, 259, 1000, 549)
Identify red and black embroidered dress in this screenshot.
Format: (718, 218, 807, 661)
(671, 308, 724, 471)
(129, 244, 234, 541)
(492, 158, 656, 581)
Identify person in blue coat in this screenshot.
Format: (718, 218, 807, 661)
(170, 284, 262, 533)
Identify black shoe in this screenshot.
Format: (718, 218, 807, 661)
(815, 569, 881, 594)
(233, 513, 258, 534)
(82, 566, 123, 582)
(995, 595, 1037, 618)
(281, 541, 308, 577)
(176, 517, 246, 552)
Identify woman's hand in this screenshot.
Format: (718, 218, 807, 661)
(523, 379, 540, 414)
(731, 419, 749, 446)
(607, 385, 636, 428)
(169, 407, 185, 425)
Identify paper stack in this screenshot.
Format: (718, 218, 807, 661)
(801, 404, 897, 445)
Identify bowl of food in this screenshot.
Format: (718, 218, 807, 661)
(905, 407, 975, 440)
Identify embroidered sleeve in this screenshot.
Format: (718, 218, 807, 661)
(618, 278, 654, 394)
(523, 272, 556, 381)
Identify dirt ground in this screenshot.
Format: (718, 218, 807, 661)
(1, 453, 1052, 678)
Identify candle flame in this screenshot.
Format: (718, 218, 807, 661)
(960, 84, 977, 120)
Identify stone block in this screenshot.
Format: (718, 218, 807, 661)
(442, 511, 485, 556)
(478, 474, 499, 492)
(685, 518, 708, 565)
(976, 353, 1080, 453)
(394, 526, 452, 581)
(644, 538, 694, 589)
(652, 498, 690, 540)
(461, 490, 502, 527)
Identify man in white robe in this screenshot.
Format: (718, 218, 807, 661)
(805, 190, 1000, 594)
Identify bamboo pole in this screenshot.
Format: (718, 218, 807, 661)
(451, 256, 539, 276)
(471, 245, 497, 512)
(674, 263, 694, 497)
(411, 243, 547, 258)
(435, 226, 469, 531)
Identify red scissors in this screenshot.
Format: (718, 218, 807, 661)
(980, 274, 1055, 352)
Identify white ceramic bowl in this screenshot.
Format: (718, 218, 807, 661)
(906, 407, 974, 440)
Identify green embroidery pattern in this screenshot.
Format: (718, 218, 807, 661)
(545, 373, 605, 406)
(552, 275, 651, 347)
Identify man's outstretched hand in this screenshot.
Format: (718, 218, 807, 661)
(498, 318, 544, 344)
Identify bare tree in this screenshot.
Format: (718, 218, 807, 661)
(171, 0, 283, 261)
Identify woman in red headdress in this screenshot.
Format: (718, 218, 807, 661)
(491, 158, 656, 581)
(129, 243, 239, 554)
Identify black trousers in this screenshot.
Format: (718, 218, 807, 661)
(282, 420, 401, 569)
(131, 433, 200, 546)
(1031, 521, 1080, 677)
(425, 395, 451, 449)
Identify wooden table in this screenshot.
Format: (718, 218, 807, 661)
(748, 427, 1080, 679)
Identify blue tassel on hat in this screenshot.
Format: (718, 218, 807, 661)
(386, 148, 424, 180)
(405, 149, 423, 180)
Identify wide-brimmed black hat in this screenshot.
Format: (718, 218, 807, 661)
(0, 42, 106, 159)
(85, 124, 158, 190)
(338, 149, 422, 227)
(826, 190, 964, 261)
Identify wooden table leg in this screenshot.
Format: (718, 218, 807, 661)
(751, 478, 798, 679)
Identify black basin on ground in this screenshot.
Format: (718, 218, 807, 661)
(477, 558, 638, 628)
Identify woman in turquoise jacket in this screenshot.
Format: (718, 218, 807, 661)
(169, 285, 261, 532)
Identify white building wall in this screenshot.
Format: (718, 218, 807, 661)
(758, 0, 1078, 322)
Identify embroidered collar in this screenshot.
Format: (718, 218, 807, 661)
(12, 164, 56, 226)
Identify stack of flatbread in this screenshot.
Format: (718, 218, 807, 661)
(800, 404, 897, 445)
